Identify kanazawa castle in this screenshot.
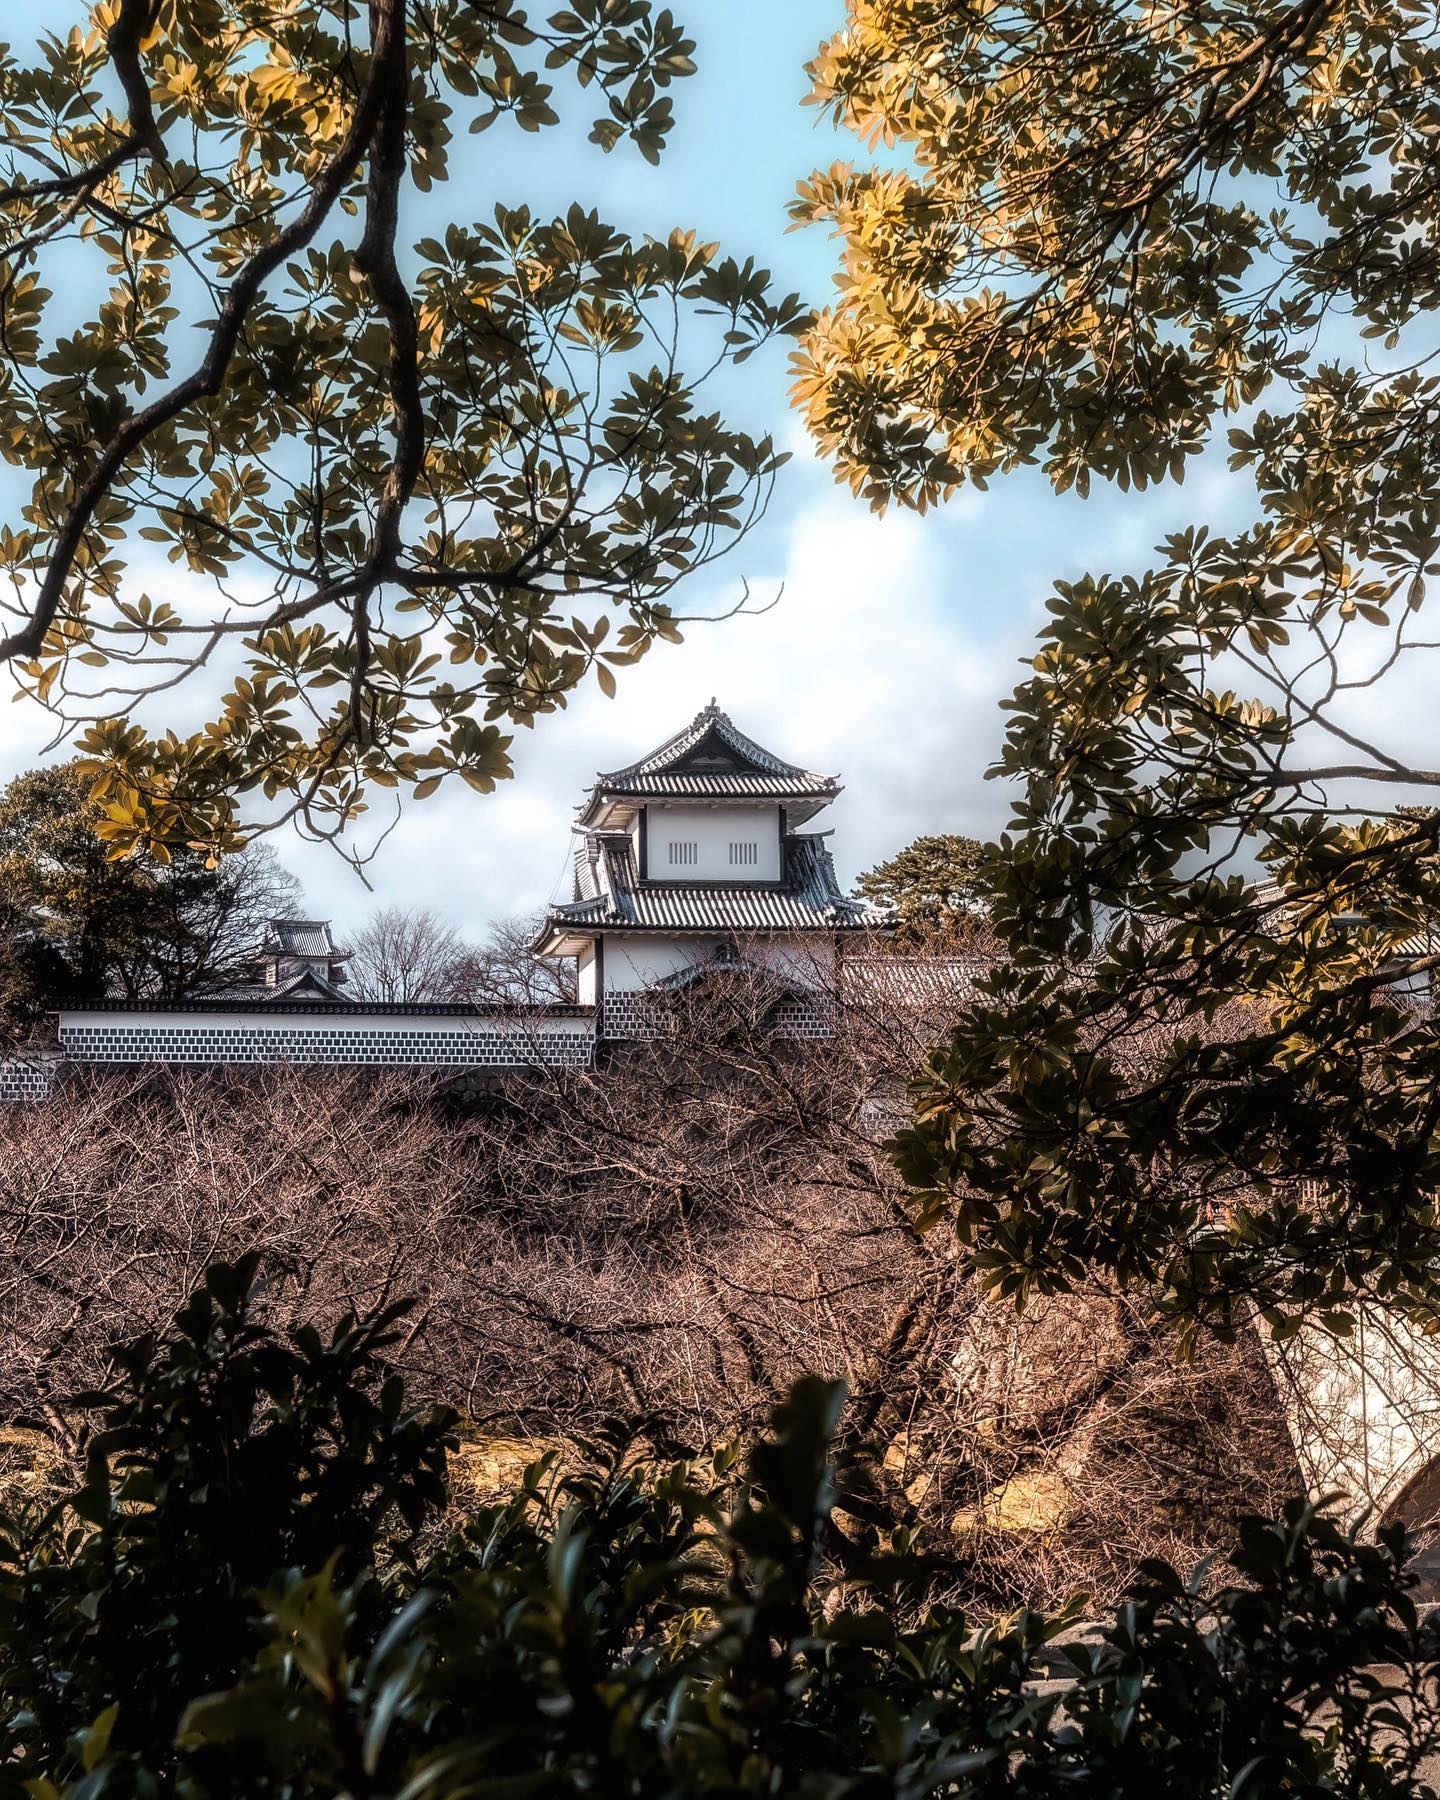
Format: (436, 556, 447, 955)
(533, 700, 874, 1034)
(1, 704, 883, 1094)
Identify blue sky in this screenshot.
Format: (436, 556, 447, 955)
(0, 2, 1262, 939)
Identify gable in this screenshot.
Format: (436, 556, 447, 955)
(577, 702, 842, 830)
(668, 724, 769, 777)
(269, 966, 349, 1002)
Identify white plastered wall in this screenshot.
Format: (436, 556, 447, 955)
(601, 934, 834, 993)
(647, 804, 782, 880)
(576, 944, 598, 1005)
(602, 935, 719, 990)
(1265, 1310, 1440, 1521)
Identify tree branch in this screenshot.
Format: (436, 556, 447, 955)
(0, 0, 407, 666)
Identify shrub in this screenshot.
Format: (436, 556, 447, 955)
(1, 1262, 1436, 1797)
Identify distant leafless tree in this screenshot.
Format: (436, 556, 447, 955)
(0, 956, 1294, 1610)
(347, 907, 576, 1008)
(447, 914, 577, 1006)
(114, 842, 302, 998)
(345, 906, 466, 1004)
(0, 1068, 464, 1453)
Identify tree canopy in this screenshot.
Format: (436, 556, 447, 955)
(0, 1, 803, 864)
(793, 0, 1440, 511)
(797, 0, 1440, 1338)
(856, 833, 989, 946)
(0, 761, 298, 1022)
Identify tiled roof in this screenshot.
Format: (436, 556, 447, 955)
(588, 702, 839, 801)
(271, 967, 349, 1001)
(550, 835, 875, 933)
(1251, 883, 1439, 966)
(263, 918, 341, 958)
(598, 771, 836, 799)
(573, 841, 601, 902)
(190, 966, 351, 1005)
(842, 957, 986, 1009)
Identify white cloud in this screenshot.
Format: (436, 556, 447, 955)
(288, 483, 1033, 935)
(3, 446, 1299, 943)
(0, 478, 1040, 938)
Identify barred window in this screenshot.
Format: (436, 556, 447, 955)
(729, 841, 758, 867)
(667, 841, 698, 866)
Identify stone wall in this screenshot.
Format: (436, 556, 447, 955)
(26, 959, 959, 1079)
(1266, 1311, 1440, 1523)
(598, 987, 835, 1041)
(596, 988, 662, 1041)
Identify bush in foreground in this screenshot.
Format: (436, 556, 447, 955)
(0, 1261, 1436, 1798)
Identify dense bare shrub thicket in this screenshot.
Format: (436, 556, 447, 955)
(0, 970, 1294, 1611)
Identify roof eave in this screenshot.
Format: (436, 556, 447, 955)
(577, 781, 839, 824)
(533, 922, 597, 958)
(575, 788, 638, 830)
(537, 913, 872, 935)
(783, 792, 839, 827)
(52, 997, 598, 1017)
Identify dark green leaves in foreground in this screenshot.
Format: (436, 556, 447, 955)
(0, 1260, 1438, 1795)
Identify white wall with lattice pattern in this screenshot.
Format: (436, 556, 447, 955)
(55, 1009, 596, 1070)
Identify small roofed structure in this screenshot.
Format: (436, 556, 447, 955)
(257, 918, 352, 997)
(534, 700, 883, 1037)
(189, 917, 355, 1003)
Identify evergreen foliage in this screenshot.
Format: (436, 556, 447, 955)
(798, 0, 1440, 1337)
(1, 1262, 1438, 1796)
(0, 3, 803, 862)
(0, 763, 299, 1023)
(856, 835, 990, 947)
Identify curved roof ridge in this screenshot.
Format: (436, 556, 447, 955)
(541, 827, 877, 936)
(596, 700, 834, 786)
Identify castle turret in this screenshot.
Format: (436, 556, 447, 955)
(255, 918, 351, 998)
(533, 701, 876, 1035)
